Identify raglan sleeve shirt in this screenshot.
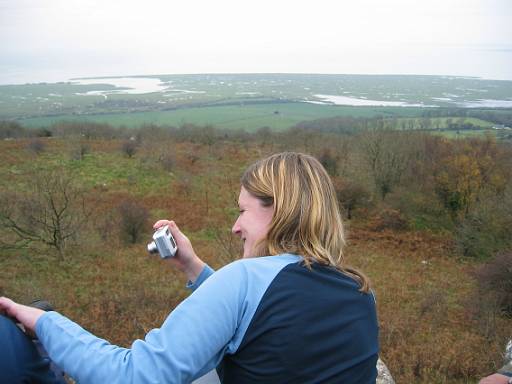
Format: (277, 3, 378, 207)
(35, 261, 244, 384)
(35, 254, 378, 383)
(34, 255, 302, 384)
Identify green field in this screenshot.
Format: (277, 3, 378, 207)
(18, 103, 429, 131)
(433, 128, 505, 139)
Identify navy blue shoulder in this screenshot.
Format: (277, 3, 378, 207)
(219, 261, 379, 384)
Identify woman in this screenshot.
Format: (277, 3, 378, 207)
(0, 152, 379, 383)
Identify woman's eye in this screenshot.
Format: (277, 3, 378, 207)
(239, 209, 245, 214)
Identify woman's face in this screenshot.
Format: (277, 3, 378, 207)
(232, 186, 274, 258)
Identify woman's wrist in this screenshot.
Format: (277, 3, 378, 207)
(184, 256, 206, 283)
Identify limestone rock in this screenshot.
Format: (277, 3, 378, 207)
(377, 358, 395, 384)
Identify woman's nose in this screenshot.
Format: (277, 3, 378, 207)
(232, 218, 241, 235)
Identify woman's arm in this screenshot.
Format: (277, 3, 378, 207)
(2, 261, 249, 384)
(0, 298, 44, 333)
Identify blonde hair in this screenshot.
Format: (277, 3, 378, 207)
(241, 152, 370, 292)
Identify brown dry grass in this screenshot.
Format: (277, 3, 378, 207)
(0, 137, 510, 383)
(347, 227, 510, 383)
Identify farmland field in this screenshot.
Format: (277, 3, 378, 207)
(18, 103, 431, 131)
(2, 74, 512, 132)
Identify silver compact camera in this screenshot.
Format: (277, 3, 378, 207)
(147, 225, 177, 258)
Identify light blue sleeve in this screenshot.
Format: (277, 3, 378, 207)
(35, 261, 250, 384)
(186, 264, 215, 291)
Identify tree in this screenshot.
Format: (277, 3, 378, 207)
(255, 126, 273, 149)
(360, 130, 412, 200)
(0, 170, 91, 259)
(318, 149, 338, 177)
(434, 154, 482, 220)
(335, 180, 370, 219)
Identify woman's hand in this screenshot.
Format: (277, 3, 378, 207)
(153, 220, 205, 283)
(0, 297, 45, 335)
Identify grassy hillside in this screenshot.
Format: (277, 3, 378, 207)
(0, 130, 511, 383)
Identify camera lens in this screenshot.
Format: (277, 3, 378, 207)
(147, 241, 158, 254)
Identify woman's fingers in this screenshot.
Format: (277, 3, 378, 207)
(153, 219, 172, 229)
(0, 297, 16, 317)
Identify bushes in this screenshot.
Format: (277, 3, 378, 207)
(27, 138, 46, 154)
(318, 149, 338, 177)
(370, 208, 409, 232)
(121, 140, 138, 158)
(70, 140, 91, 161)
(335, 180, 370, 219)
(473, 251, 512, 317)
(117, 199, 150, 244)
(51, 121, 123, 139)
(158, 153, 175, 172)
(468, 250, 512, 341)
(455, 190, 512, 259)
(0, 120, 27, 138)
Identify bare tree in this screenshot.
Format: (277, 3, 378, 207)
(0, 170, 91, 259)
(359, 130, 412, 200)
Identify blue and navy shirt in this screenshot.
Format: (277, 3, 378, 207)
(36, 254, 378, 383)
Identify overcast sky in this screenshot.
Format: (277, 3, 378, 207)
(1, 0, 511, 84)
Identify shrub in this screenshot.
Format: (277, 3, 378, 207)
(159, 153, 175, 172)
(186, 153, 199, 165)
(473, 250, 512, 317)
(335, 180, 370, 219)
(455, 193, 512, 258)
(35, 128, 53, 137)
(27, 138, 46, 154)
(370, 208, 409, 232)
(117, 199, 149, 244)
(0, 121, 26, 138)
(51, 121, 121, 139)
(70, 141, 91, 161)
(121, 140, 138, 158)
(318, 149, 338, 177)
